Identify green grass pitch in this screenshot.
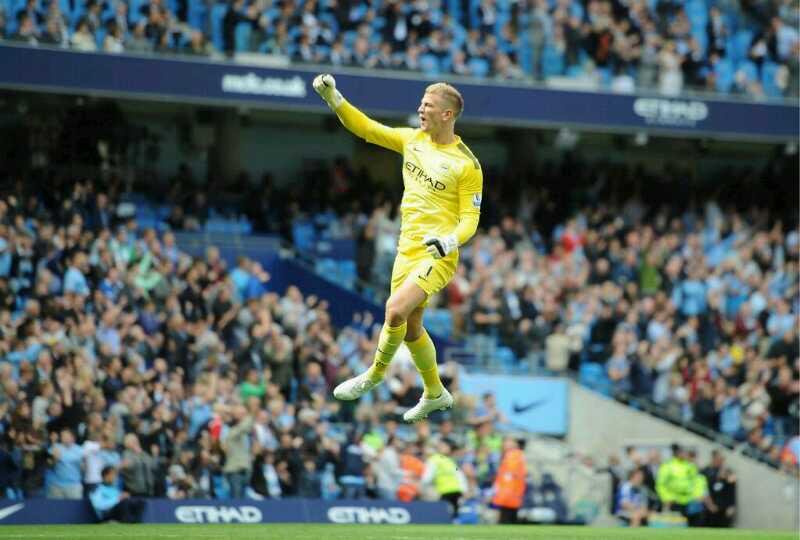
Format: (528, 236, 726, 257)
(0, 524, 796, 540)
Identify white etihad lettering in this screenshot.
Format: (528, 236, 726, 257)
(327, 506, 411, 524)
(174, 505, 263, 524)
(633, 98, 708, 126)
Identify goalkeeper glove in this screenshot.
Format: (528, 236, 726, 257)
(312, 73, 344, 109)
(423, 234, 458, 259)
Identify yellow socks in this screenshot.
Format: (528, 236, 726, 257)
(406, 330, 444, 399)
(366, 322, 407, 382)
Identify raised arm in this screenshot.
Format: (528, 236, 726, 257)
(312, 74, 413, 154)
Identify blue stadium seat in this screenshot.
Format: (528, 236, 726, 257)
(714, 58, 734, 92)
(318, 13, 339, 34)
(95, 27, 106, 49)
(234, 21, 251, 51)
(315, 258, 338, 281)
(342, 30, 357, 49)
(187, 0, 208, 30)
(420, 54, 441, 76)
(129, 0, 146, 24)
(467, 57, 490, 77)
(566, 64, 584, 78)
(439, 55, 453, 73)
(210, 3, 228, 51)
(292, 220, 316, 253)
(424, 309, 454, 339)
(597, 66, 612, 87)
(691, 29, 708, 55)
(737, 60, 758, 82)
(371, 16, 386, 31)
(730, 29, 753, 63)
(761, 62, 782, 98)
(685, 0, 708, 28)
(579, 362, 612, 396)
(542, 46, 565, 77)
(496, 346, 517, 372)
(336, 260, 357, 290)
(447, 0, 462, 23)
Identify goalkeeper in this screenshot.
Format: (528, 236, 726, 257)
(313, 74, 483, 422)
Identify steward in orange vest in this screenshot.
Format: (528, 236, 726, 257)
(492, 438, 527, 524)
(397, 444, 426, 502)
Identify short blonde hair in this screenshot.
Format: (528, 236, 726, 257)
(425, 82, 464, 118)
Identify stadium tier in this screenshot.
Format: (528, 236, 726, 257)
(1, 0, 799, 100)
(0, 0, 797, 533)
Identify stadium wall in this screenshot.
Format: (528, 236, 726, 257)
(0, 499, 450, 525)
(567, 382, 800, 530)
(2, 45, 797, 141)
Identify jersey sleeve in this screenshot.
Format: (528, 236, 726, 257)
(335, 100, 414, 154)
(452, 161, 483, 246)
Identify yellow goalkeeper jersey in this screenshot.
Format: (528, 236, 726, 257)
(334, 101, 483, 256)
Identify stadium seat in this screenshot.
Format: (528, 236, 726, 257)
(235, 21, 251, 52)
(420, 54, 441, 76)
(714, 58, 734, 93)
(187, 0, 209, 31)
(315, 258, 338, 282)
(730, 29, 754, 64)
(129, 0, 146, 24)
(685, 0, 709, 28)
(761, 62, 783, 98)
(737, 60, 758, 83)
(336, 260, 357, 290)
(542, 46, 565, 77)
(210, 3, 228, 51)
(579, 362, 612, 397)
(467, 57, 490, 78)
(424, 309, 454, 339)
(495, 346, 517, 373)
(292, 221, 316, 253)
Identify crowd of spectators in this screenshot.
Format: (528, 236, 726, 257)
(261, 151, 799, 471)
(602, 444, 737, 528)
(2, 0, 798, 99)
(0, 179, 528, 517)
(437, 195, 799, 470)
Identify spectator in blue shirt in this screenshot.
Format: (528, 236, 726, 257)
(47, 428, 84, 499)
(90, 466, 145, 523)
(767, 299, 795, 338)
(229, 256, 252, 303)
(718, 383, 745, 442)
(63, 252, 90, 297)
(616, 468, 649, 527)
(671, 266, 708, 318)
(607, 341, 633, 395)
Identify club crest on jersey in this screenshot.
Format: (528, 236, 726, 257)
(472, 193, 482, 208)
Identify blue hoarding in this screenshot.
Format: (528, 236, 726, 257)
(0, 498, 450, 525)
(0, 45, 796, 140)
(459, 374, 569, 435)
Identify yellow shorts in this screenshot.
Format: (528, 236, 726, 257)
(390, 248, 457, 307)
